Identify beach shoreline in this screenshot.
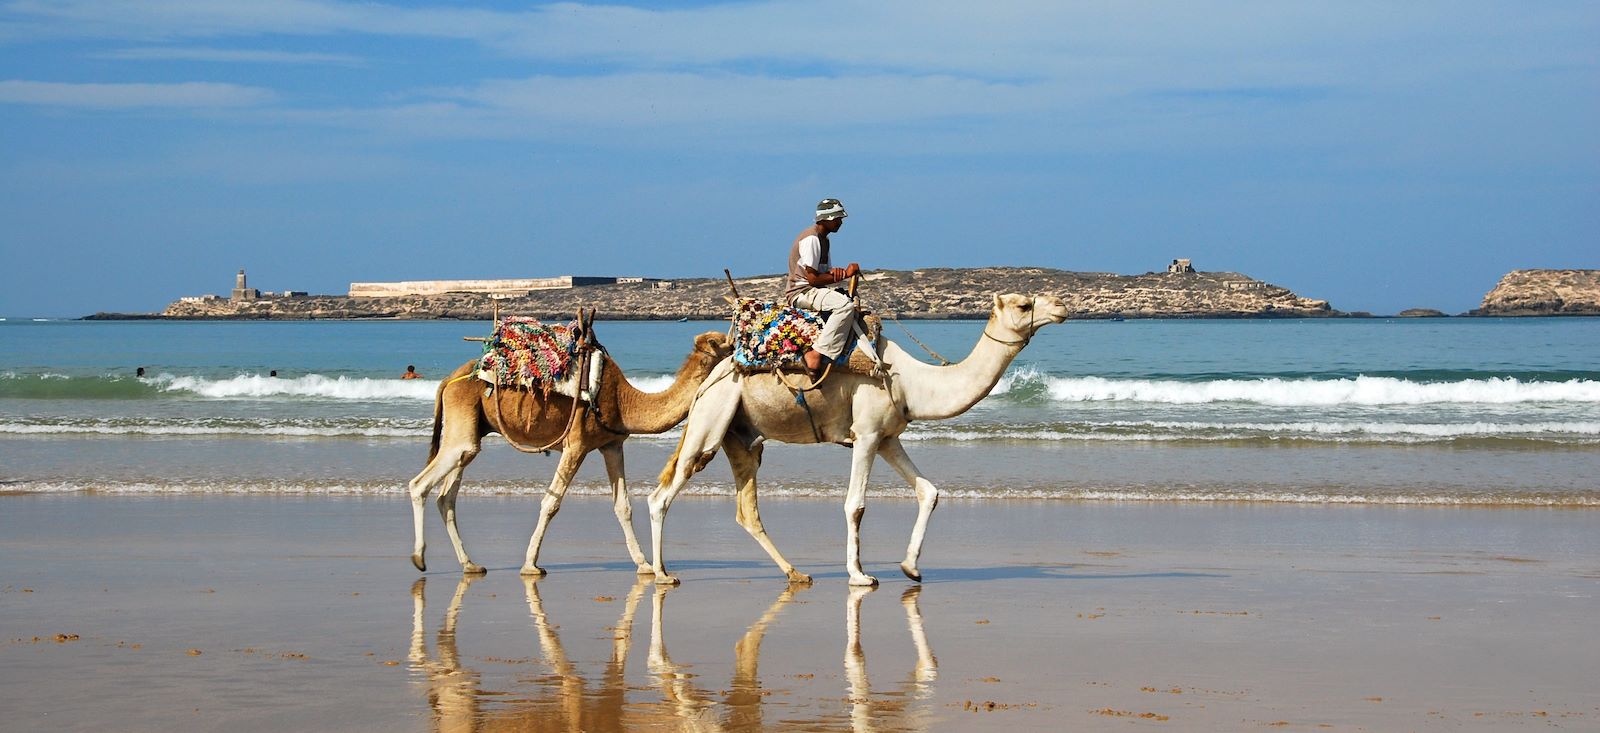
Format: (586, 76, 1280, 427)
(3, 494, 1595, 731)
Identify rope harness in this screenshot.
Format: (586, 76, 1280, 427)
(477, 317, 630, 453)
(487, 341, 596, 455)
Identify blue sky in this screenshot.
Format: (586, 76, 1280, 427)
(1, 1, 1595, 317)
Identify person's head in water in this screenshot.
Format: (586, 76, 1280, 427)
(269, 370, 277, 378)
(406, 365, 416, 374)
(135, 367, 145, 377)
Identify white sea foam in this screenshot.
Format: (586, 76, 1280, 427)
(1041, 375, 1600, 406)
(628, 374, 679, 393)
(901, 420, 1600, 444)
(155, 373, 439, 401)
(0, 422, 429, 438)
(139, 372, 681, 402)
(989, 365, 1046, 396)
(7, 479, 1595, 506)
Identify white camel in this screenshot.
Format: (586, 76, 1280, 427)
(648, 293, 1068, 585)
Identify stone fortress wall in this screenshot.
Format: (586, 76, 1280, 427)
(348, 276, 626, 298)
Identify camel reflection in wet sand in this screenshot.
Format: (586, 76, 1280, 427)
(408, 578, 939, 732)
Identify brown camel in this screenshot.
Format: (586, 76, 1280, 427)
(408, 329, 732, 576)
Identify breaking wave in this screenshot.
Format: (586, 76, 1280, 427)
(157, 374, 437, 401)
(989, 370, 1600, 406)
(901, 420, 1600, 445)
(0, 371, 681, 402)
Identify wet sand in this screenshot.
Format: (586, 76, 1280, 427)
(2, 494, 1596, 731)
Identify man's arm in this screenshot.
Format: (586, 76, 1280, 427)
(800, 265, 849, 287)
(795, 234, 860, 286)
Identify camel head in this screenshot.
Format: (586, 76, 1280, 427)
(989, 293, 1069, 342)
(691, 331, 733, 362)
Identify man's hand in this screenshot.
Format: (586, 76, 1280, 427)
(843, 263, 861, 278)
(829, 267, 847, 283)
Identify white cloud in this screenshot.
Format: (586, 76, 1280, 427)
(0, 80, 274, 108)
(6, 0, 1593, 82)
(95, 46, 363, 65)
(441, 72, 1055, 126)
(1, 0, 1592, 162)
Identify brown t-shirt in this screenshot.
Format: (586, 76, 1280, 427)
(784, 228, 831, 303)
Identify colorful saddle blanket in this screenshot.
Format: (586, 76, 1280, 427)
(732, 298, 856, 370)
(476, 317, 586, 390)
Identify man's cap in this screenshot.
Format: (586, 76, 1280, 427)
(815, 198, 847, 222)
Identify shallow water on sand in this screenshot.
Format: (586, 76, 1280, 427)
(2, 495, 1596, 732)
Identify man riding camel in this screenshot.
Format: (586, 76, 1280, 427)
(785, 198, 862, 376)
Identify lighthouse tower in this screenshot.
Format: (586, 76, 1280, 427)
(230, 269, 260, 303)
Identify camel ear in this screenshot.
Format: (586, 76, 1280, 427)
(993, 293, 1003, 311)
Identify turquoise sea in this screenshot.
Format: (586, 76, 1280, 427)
(3, 317, 1598, 505)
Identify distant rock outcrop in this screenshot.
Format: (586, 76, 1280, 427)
(1396, 308, 1447, 318)
(144, 267, 1337, 321)
(1471, 269, 1600, 316)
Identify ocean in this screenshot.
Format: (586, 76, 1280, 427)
(3, 317, 1598, 506)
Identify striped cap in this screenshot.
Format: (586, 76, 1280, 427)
(814, 198, 848, 222)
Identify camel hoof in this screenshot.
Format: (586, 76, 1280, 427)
(520, 565, 546, 578)
(900, 563, 922, 582)
(848, 574, 879, 587)
(654, 572, 681, 586)
(411, 554, 426, 572)
(462, 562, 487, 576)
(786, 570, 813, 585)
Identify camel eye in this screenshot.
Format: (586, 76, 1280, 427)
(1019, 303, 1032, 311)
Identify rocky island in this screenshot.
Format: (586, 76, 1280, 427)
(1470, 269, 1600, 316)
(131, 267, 1337, 321)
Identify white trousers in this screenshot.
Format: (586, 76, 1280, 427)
(791, 287, 857, 360)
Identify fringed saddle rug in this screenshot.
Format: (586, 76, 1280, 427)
(476, 317, 588, 392)
(732, 298, 862, 370)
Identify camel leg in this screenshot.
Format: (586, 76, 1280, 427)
(408, 442, 480, 572)
(648, 376, 742, 585)
(844, 435, 882, 587)
(598, 442, 651, 574)
(878, 437, 939, 582)
(521, 445, 590, 576)
(724, 437, 811, 584)
(437, 466, 486, 575)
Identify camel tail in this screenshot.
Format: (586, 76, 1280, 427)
(425, 378, 446, 464)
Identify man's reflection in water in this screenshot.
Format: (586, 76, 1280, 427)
(408, 578, 939, 732)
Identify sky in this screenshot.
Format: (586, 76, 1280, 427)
(1, 1, 1595, 318)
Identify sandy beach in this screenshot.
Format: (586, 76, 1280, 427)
(2, 494, 1595, 731)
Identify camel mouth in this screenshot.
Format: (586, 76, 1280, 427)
(1036, 296, 1069, 324)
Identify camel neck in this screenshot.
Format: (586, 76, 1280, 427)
(612, 353, 713, 435)
(891, 318, 1023, 421)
